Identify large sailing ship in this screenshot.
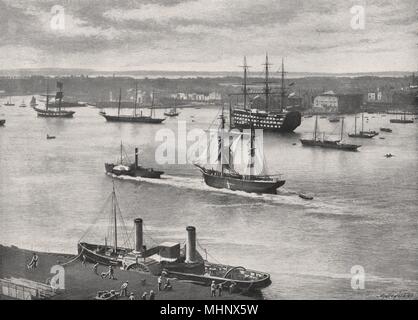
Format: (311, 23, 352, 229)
(33, 82, 75, 118)
(231, 55, 301, 132)
(195, 104, 285, 194)
(390, 112, 414, 124)
(300, 116, 361, 151)
(100, 85, 165, 124)
(78, 185, 271, 290)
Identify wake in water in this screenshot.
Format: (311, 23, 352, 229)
(107, 172, 358, 217)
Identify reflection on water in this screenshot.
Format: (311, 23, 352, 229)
(0, 97, 417, 299)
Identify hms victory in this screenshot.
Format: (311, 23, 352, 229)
(231, 55, 302, 133)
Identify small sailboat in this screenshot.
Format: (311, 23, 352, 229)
(30, 96, 38, 107)
(164, 107, 179, 117)
(19, 100, 27, 108)
(380, 127, 392, 133)
(4, 97, 14, 106)
(300, 116, 361, 151)
(348, 113, 378, 138)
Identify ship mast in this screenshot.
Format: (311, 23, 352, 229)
(112, 184, 117, 253)
(57, 82, 63, 113)
(314, 115, 318, 140)
(46, 81, 49, 111)
(263, 53, 271, 111)
(240, 56, 250, 110)
(219, 106, 226, 175)
(118, 88, 122, 118)
(134, 82, 138, 117)
(280, 58, 285, 112)
(340, 117, 344, 141)
(248, 125, 256, 177)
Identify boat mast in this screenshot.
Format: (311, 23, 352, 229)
(118, 88, 121, 118)
(340, 117, 344, 141)
(263, 53, 271, 112)
(314, 115, 318, 140)
(240, 56, 249, 110)
(280, 58, 285, 112)
(57, 82, 63, 113)
(46, 82, 49, 111)
(361, 113, 364, 132)
(248, 125, 255, 177)
(354, 114, 357, 134)
(134, 82, 138, 117)
(151, 91, 155, 117)
(112, 184, 117, 253)
(120, 141, 123, 164)
(219, 106, 225, 175)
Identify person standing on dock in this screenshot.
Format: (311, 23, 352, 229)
(158, 275, 163, 291)
(120, 281, 129, 297)
(211, 281, 217, 297)
(217, 284, 223, 297)
(101, 265, 115, 279)
(129, 292, 135, 300)
(27, 253, 39, 269)
(149, 290, 155, 300)
(141, 292, 147, 300)
(81, 254, 87, 267)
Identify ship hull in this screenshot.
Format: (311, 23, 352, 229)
(165, 263, 271, 291)
(300, 139, 360, 151)
(78, 242, 130, 266)
(198, 169, 285, 194)
(232, 109, 301, 132)
(105, 163, 163, 179)
(101, 113, 165, 124)
(33, 107, 75, 118)
(390, 119, 414, 123)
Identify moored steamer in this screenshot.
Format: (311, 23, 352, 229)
(78, 186, 271, 291)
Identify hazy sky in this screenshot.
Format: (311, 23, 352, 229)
(0, 0, 417, 72)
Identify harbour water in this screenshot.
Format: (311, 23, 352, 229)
(1, 97, 417, 299)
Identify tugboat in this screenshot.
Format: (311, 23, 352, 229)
(78, 185, 271, 291)
(4, 97, 14, 106)
(231, 55, 301, 133)
(105, 143, 163, 179)
(33, 82, 75, 118)
(164, 106, 179, 117)
(348, 113, 378, 138)
(195, 105, 285, 194)
(300, 116, 361, 151)
(100, 85, 165, 124)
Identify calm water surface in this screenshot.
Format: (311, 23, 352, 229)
(1, 96, 417, 299)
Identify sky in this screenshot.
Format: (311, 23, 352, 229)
(0, 0, 417, 73)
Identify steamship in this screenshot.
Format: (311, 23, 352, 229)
(34, 82, 75, 118)
(78, 186, 271, 291)
(231, 55, 301, 132)
(105, 143, 163, 179)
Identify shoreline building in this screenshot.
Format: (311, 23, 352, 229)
(313, 91, 363, 114)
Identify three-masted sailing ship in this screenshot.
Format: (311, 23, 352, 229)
(348, 113, 378, 138)
(300, 116, 361, 151)
(100, 85, 165, 124)
(78, 185, 271, 290)
(33, 82, 75, 118)
(231, 55, 302, 133)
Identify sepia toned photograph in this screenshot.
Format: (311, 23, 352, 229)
(0, 0, 417, 306)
